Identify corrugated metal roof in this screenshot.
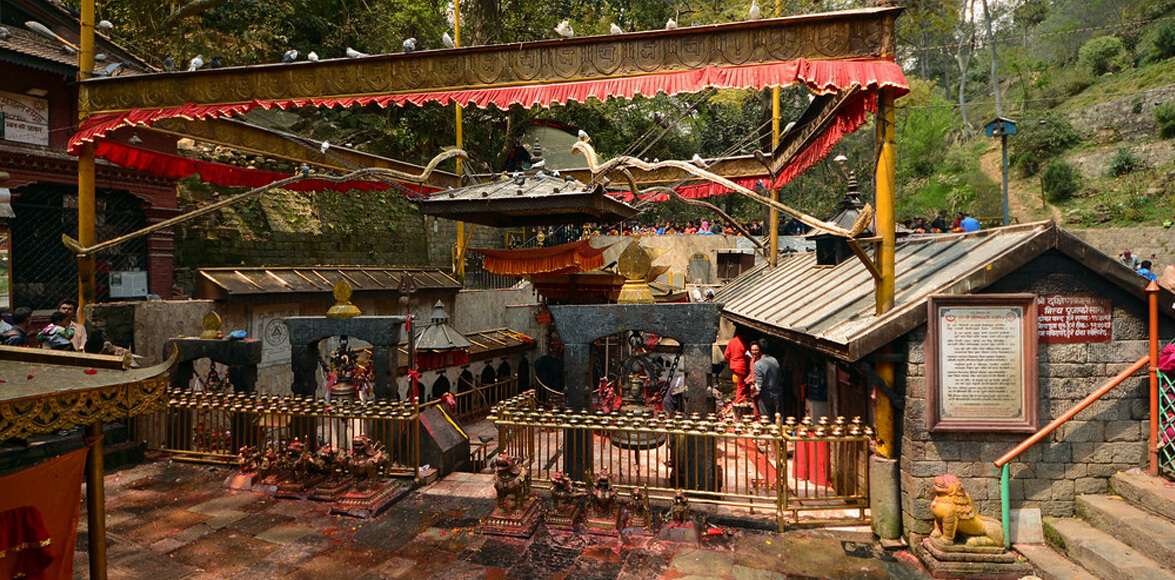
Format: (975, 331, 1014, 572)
(397, 328, 535, 367)
(198, 266, 460, 296)
(417, 172, 638, 227)
(717, 222, 1062, 361)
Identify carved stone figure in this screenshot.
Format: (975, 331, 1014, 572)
(668, 490, 691, 525)
(491, 454, 531, 511)
(929, 474, 1004, 547)
(588, 471, 618, 517)
(345, 435, 390, 489)
(549, 471, 578, 509)
(625, 486, 652, 530)
(237, 445, 260, 473)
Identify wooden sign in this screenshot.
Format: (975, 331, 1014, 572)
(1037, 294, 1112, 344)
(926, 294, 1038, 433)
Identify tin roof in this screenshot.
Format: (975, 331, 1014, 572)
(197, 266, 460, 297)
(717, 221, 1173, 361)
(397, 328, 535, 368)
(416, 172, 638, 227)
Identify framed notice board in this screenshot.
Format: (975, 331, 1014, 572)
(926, 294, 1038, 432)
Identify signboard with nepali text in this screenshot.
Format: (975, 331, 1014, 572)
(0, 90, 49, 146)
(1036, 294, 1112, 344)
(927, 294, 1039, 433)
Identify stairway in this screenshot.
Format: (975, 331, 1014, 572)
(1017, 469, 1175, 580)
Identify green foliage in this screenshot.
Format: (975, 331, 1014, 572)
(1042, 160, 1081, 201)
(1011, 114, 1081, 176)
(1157, 102, 1175, 139)
(1035, 67, 1096, 106)
(1108, 147, 1144, 176)
(1078, 36, 1130, 75)
(1154, 21, 1175, 60)
(896, 80, 957, 180)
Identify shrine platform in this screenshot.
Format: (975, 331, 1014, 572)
(73, 459, 928, 579)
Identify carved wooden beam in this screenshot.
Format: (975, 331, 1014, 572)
(149, 118, 461, 188)
(559, 154, 768, 186)
(79, 7, 899, 114)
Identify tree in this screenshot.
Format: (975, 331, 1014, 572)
(953, 0, 977, 134)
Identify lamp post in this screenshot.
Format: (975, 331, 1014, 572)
(984, 117, 1018, 226)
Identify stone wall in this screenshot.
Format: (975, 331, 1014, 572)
(87, 300, 216, 365)
(898, 250, 1175, 543)
(1070, 227, 1175, 270)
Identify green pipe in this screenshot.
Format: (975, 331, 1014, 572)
(1000, 463, 1011, 550)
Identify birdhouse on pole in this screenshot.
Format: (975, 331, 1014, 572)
(983, 117, 1018, 137)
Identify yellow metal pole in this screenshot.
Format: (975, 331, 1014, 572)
(77, 0, 97, 323)
(873, 90, 897, 458)
(453, 6, 468, 279)
(768, 0, 782, 268)
(85, 421, 108, 580)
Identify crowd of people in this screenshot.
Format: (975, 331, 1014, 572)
(0, 300, 88, 351)
(576, 219, 757, 237)
(723, 332, 795, 421)
(1118, 249, 1165, 282)
(902, 211, 982, 234)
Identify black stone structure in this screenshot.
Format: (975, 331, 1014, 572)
(548, 303, 722, 484)
(283, 316, 405, 399)
(164, 337, 263, 393)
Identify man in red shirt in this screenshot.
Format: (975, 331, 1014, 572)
(724, 332, 752, 411)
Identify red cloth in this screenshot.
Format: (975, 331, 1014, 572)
(93, 142, 433, 194)
(1160, 344, 1175, 373)
(0, 447, 89, 580)
(472, 240, 608, 275)
(70, 59, 907, 153)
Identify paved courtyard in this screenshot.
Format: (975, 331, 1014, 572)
(75, 460, 929, 579)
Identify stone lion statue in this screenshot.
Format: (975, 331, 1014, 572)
(930, 474, 1004, 547)
(491, 454, 531, 511)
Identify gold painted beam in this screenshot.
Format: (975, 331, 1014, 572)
(559, 154, 768, 186)
(150, 118, 461, 188)
(80, 7, 899, 114)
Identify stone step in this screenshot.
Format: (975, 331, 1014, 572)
(1077, 494, 1175, 566)
(1044, 517, 1175, 580)
(1112, 469, 1175, 521)
(1015, 543, 1097, 580)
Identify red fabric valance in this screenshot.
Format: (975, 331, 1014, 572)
(94, 141, 432, 193)
(70, 59, 907, 153)
(473, 240, 609, 275)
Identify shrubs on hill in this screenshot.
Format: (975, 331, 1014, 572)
(1157, 102, 1175, 139)
(1043, 160, 1081, 201)
(1011, 114, 1082, 176)
(1079, 36, 1131, 75)
(1146, 20, 1175, 62)
(1108, 147, 1145, 176)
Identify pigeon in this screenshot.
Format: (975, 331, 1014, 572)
(345, 47, 367, 58)
(748, 0, 762, 20)
(320, 141, 330, 154)
(577, 129, 590, 142)
(95, 52, 107, 61)
(665, 17, 678, 30)
(209, 56, 223, 68)
(442, 32, 455, 48)
(101, 62, 122, 76)
(555, 20, 573, 38)
(128, 132, 143, 145)
(307, 51, 319, 62)
(531, 158, 546, 169)
(97, 19, 114, 30)
(0, 27, 8, 40)
(610, 23, 623, 34)
(162, 55, 175, 71)
(783, 121, 796, 133)
(402, 37, 417, 53)
(188, 54, 204, 71)
(282, 49, 298, 63)
(691, 154, 709, 168)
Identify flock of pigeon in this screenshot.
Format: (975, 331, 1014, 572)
(171, 0, 767, 72)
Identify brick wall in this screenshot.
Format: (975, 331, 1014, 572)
(898, 250, 1174, 543)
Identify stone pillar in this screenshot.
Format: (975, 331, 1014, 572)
(290, 341, 320, 396)
(562, 342, 592, 410)
(682, 343, 712, 414)
(372, 345, 393, 400)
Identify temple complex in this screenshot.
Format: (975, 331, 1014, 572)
(0, 0, 1173, 579)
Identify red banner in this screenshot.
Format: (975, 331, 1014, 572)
(1037, 294, 1113, 344)
(0, 446, 89, 580)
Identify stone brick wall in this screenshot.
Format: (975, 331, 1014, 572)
(898, 250, 1174, 543)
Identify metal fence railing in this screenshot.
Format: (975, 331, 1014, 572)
(132, 389, 421, 477)
(1160, 370, 1174, 479)
(421, 376, 519, 421)
(489, 391, 872, 530)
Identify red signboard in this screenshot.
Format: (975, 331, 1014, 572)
(1036, 294, 1112, 344)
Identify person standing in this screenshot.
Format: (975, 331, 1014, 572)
(56, 299, 87, 352)
(2, 307, 33, 346)
(37, 312, 75, 351)
(1138, 260, 1159, 282)
(750, 341, 784, 421)
(724, 331, 751, 409)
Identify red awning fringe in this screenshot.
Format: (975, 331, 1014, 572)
(94, 141, 431, 193)
(473, 240, 608, 275)
(70, 59, 907, 153)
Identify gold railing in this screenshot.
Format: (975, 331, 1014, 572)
(421, 376, 520, 421)
(489, 391, 872, 530)
(132, 389, 421, 477)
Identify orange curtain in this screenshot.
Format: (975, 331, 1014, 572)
(0, 446, 89, 580)
(473, 240, 608, 275)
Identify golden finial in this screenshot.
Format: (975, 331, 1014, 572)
(327, 280, 362, 319)
(617, 241, 655, 304)
(200, 311, 223, 339)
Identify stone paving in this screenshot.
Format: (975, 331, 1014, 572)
(74, 460, 930, 579)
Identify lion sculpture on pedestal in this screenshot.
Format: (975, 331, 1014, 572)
(929, 474, 1004, 547)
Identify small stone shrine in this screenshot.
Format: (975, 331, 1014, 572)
(545, 471, 582, 531)
(913, 475, 1033, 579)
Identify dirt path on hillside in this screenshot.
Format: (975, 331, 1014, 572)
(979, 147, 1063, 224)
